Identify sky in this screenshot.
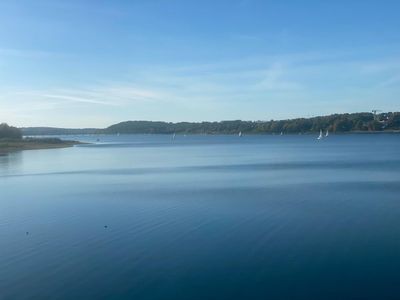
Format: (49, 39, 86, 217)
(0, 0, 399, 128)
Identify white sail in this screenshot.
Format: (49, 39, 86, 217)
(317, 129, 323, 140)
(238, 131, 242, 137)
(325, 130, 329, 137)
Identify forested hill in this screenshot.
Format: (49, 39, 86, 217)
(20, 112, 400, 135)
(105, 112, 400, 134)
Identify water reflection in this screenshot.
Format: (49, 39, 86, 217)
(0, 151, 23, 175)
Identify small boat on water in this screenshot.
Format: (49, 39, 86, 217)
(238, 131, 242, 137)
(280, 131, 283, 136)
(325, 130, 329, 137)
(317, 129, 323, 140)
(172, 133, 176, 140)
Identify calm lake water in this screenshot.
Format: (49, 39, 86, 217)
(1, 134, 400, 299)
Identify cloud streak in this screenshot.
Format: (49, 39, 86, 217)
(40, 94, 118, 106)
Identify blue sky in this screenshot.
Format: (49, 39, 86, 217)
(0, 0, 399, 127)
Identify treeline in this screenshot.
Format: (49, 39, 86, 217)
(105, 112, 400, 134)
(0, 123, 22, 139)
(17, 112, 400, 135)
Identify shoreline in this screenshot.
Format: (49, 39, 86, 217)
(0, 138, 84, 154)
(22, 130, 400, 136)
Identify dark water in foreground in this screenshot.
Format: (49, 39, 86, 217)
(1, 134, 400, 300)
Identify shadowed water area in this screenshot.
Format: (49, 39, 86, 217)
(1, 134, 400, 299)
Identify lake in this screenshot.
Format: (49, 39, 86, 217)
(1, 134, 400, 299)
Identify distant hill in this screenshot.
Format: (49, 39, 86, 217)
(21, 127, 101, 136)
(104, 112, 400, 134)
(20, 112, 400, 135)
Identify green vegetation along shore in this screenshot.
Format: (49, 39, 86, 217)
(0, 123, 82, 153)
(21, 111, 400, 135)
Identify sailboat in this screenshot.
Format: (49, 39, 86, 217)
(172, 133, 176, 140)
(238, 131, 242, 137)
(325, 129, 329, 137)
(280, 131, 283, 136)
(317, 129, 323, 140)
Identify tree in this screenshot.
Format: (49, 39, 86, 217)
(0, 123, 22, 139)
(333, 118, 353, 132)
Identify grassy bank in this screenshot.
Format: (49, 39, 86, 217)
(0, 138, 83, 153)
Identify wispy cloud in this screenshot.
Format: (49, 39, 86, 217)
(7, 84, 164, 108)
(255, 63, 303, 91)
(376, 75, 400, 88)
(40, 94, 118, 106)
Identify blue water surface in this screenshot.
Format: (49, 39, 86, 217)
(1, 134, 400, 299)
